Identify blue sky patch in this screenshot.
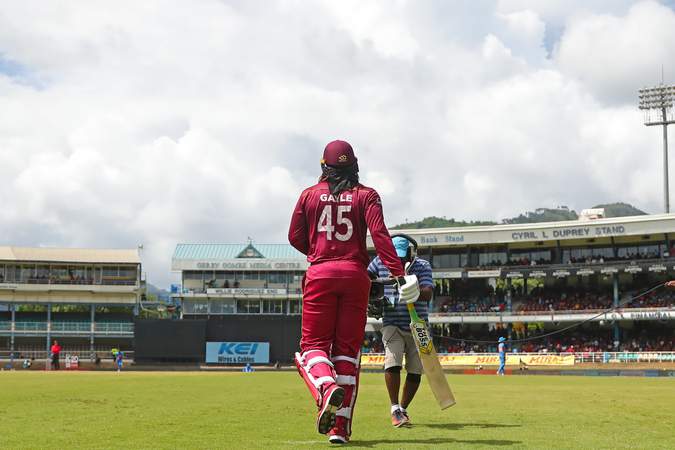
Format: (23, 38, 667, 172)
(0, 54, 27, 77)
(0, 53, 45, 89)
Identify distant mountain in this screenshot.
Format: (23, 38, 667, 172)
(392, 216, 497, 229)
(145, 283, 170, 302)
(592, 202, 647, 217)
(502, 207, 577, 224)
(392, 203, 647, 229)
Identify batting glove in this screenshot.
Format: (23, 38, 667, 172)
(398, 274, 420, 304)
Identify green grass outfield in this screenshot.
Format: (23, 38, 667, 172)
(0, 371, 673, 449)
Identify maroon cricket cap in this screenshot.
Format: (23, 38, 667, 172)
(322, 140, 357, 167)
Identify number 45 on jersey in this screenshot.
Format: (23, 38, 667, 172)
(318, 205, 353, 241)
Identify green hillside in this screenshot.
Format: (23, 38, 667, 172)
(391, 216, 497, 229)
(502, 207, 577, 224)
(594, 202, 646, 217)
(393, 202, 647, 229)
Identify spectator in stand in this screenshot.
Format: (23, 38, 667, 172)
(433, 329, 674, 354)
(516, 289, 675, 313)
(517, 292, 615, 313)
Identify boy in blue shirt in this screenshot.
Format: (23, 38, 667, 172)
(368, 236, 433, 428)
(116, 351, 124, 373)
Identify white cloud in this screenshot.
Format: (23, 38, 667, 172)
(0, 0, 673, 287)
(496, 0, 637, 23)
(496, 9, 547, 62)
(481, 34, 528, 78)
(321, 0, 420, 60)
(554, 1, 675, 103)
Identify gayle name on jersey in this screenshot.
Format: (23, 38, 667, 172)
(320, 193, 353, 202)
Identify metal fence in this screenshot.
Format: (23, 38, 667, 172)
(574, 351, 675, 363)
(0, 349, 135, 361)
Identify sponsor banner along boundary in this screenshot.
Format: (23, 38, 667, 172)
(205, 342, 270, 364)
(361, 353, 575, 366)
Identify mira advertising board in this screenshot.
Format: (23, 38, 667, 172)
(205, 342, 270, 364)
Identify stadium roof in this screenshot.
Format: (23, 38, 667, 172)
(395, 213, 670, 234)
(0, 246, 141, 264)
(369, 213, 675, 248)
(173, 243, 304, 260)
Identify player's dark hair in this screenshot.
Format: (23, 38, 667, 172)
(320, 161, 359, 195)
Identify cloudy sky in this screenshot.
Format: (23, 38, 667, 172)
(1, 0, 675, 287)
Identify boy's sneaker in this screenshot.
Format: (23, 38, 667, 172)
(399, 409, 412, 427)
(317, 384, 344, 434)
(391, 408, 409, 428)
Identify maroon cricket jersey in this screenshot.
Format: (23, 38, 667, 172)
(288, 181, 404, 277)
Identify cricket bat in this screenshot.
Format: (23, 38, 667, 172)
(408, 302, 456, 409)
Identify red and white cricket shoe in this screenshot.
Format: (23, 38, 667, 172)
(317, 384, 344, 435)
(328, 417, 349, 444)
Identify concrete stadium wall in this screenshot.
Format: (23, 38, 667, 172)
(134, 319, 207, 362)
(133, 316, 301, 364)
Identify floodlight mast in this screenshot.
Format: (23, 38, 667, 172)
(638, 83, 675, 213)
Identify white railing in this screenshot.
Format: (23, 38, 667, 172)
(435, 256, 675, 274)
(430, 306, 675, 317)
(0, 321, 134, 334)
(95, 322, 134, 334)
(574, 351, 675, 363)
(0, 278, 138, 286)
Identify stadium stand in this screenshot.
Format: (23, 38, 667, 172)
(0, 247, 142, 358)
(365, 214, 675, 356)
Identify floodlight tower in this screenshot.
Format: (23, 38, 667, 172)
(638, 82, 675, 213)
